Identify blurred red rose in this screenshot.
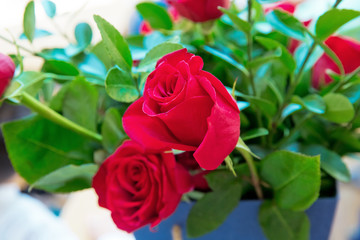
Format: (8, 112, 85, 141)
(0, 53, 15, 97)
(312, 36, 360, 89)
(93, 140, 193, 232)
(123, 49, 240, 170)
(166, 0, 230, 22)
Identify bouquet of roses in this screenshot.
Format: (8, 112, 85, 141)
(1, 0, 360, 239)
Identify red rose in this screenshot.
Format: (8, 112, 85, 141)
(92, 140, 193, 232)
(0, 53, 15, 97)
(312, 36, 360, 89)
(166, 0, 230, 22)
(264, 1, 296, 14)
(123, 49, 240, 170)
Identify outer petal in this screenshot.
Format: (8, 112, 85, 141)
(193, 73, 240, 170)
(194, 100, 240, 170)
(123, 97, 196, 151)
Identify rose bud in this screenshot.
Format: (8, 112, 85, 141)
(166, 0, 230, 23)
(0, 53, 15, 97)
(312, 36, 360, 89)
(92, 140, 193, 233)
(123, 49, 240, 170)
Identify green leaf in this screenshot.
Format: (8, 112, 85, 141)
(31, 164, 98, 192)
(302, 145, 350, 182)
(220, 8, 251, 34)
(294, 43, 324, 73)
(236, 137, 260, 159)
(41, 0, 56, 18)
(255, 36, 296, 72)
(205, 170, 239, 191)
(259, 201, 310, 240)
(42, 60, 80, 76)
(266, 10, 306, 40)
(292, 94, 326, 114)
(260, 151, 321, 211)
(186, 182, 242, 237)
(105, 66, 139, 103)
(322, 93, 354, 123)
(232, 89, 277, 117)
(62, 78, 98, 131)
(75, 22, 92, 48)
(242, 128, 269, 141)
(311, 37, 345, 76)
(203, 46, 249, 76)
(2, 115, 93, 184)
(282, 103, 302, 119)
(4, 72, 46, 100)
(136, 2, 173, 30)
(302, 94, 326, 114)
(138, 42, 183, 72)
(101, 108, 128, 153)
(340, 83, 360, 104)
(315, 9, 360, 40)
(92, 41, 113, 69)
(93, 15, 132, 71)
(23, 1, 36, 42)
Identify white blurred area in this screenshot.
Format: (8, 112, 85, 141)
(0, 0, 141, 71)
(0, 0, 360, 240)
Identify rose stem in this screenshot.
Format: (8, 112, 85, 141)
(236, 138, 263, 199)
(242, 150, 263, 199)
(268, 0, 344, 148)
(20, 92, 102, 142)
(246, 0, 266, 146)
(0, 35, 35, 55)
(172, 225, 182, 240)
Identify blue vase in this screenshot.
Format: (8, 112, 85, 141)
(134, 196, 337, 240)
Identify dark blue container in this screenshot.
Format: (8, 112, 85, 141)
(134, 196, 338, 240)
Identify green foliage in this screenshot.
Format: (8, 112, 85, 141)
(242, 128, 269, 141)
(315, 9, 360, 40)
(136, 2, 173, 30)
(23, 1, 36, 42)
(101, 108, 128, 153)
(259, 201, 310, 240)
(4, 72, 46, 101)
(31, 164, 98, 192)
(105, 66, 139, 103)
(260, 151, 321, 211)
(62, 78, 99, 131)
(94, 15, 132, 71)
(42, 60, 80, 76)
(302, 145, 350, 182)
(2, 115, 94, 186)
(266, 10, 306, 40)
(322, 93, 355, 123)
(138, 42, 184, 72)
(187, 177, 242, 237)
(75, 23, 93, 48)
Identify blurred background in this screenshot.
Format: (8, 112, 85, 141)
(0, 0, 360, 239)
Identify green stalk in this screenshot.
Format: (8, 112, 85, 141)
(20, 92, 102, 142)
(236, 138, 263, 199)
(246, 0, 265, 145)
